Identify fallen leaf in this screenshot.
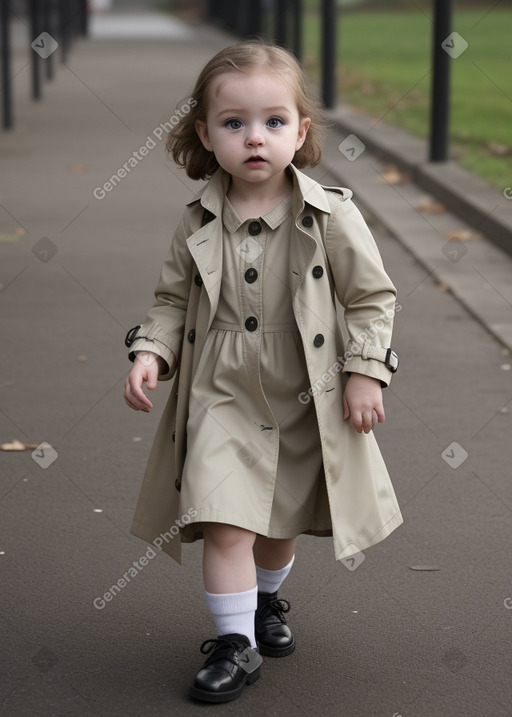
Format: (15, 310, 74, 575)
(445, 229, 482, 241)
(409, 565, 441, 571)
(377, 165, 411, 185)
(437, 282, 448, 292)
(77, 355, 88, 362)
(418, 200, 445, 214)
(1, 439, 39, 451)
(487, 143, 512, 157)
(68, 163, 88, 174)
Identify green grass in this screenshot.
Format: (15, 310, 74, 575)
(302, 7, 512, 189)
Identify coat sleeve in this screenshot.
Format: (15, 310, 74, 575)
(325, 194, 398, 387)
(127, 207, 197, 381)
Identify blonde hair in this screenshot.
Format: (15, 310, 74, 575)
(167, 40, 328, 180)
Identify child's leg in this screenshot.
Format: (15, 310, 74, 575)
(202, 523, 258, 647)
(253, 536, 296, 658)
(190, 523, 261, 703)
(203, 523, 257, 593)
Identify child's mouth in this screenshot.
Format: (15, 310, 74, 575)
(245, 156, 266, 165)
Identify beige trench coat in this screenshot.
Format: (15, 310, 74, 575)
(127, 165, 403, 564)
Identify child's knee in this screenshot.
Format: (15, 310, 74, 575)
(203, 522, 255, 551)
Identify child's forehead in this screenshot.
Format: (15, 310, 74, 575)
(210, 68, 296, 101)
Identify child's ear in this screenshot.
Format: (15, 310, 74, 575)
(295, 117, 311, 151)
(195, 120, 213, 152)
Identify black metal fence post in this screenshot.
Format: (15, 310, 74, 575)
(1, 0, 13, 128)
(29, 0, 42, 100)
(247, 0, 263, 37)
(429, 0, 453, 161)
(275, 0, 288, 47)
(292, 0, 303, 61)
(321, 0, 336, 108)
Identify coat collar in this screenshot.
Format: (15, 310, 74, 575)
(186, 164, 332, 219)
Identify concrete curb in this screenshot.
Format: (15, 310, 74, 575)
(319, 108, 512, 353)
(327, 106, 512, 257)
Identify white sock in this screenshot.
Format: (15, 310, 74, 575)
(205, 586, 258, 648)
(256, 554, 295, 595)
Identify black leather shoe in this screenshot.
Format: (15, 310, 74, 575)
(255, 591, 295, 657)
(189, 633, 262, 703)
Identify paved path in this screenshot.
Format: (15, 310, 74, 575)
(1, 12, 511, 716)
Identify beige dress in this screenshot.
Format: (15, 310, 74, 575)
(179, 192, 332, 541)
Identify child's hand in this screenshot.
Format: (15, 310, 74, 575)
(343, 374, 385, 434)
(124, 352, 164, 412)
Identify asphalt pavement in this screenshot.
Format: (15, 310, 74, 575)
(1, 10, 512, 717)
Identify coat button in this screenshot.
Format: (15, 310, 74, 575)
(245, 316, 258, 332)
(312, 265, 324, 278)
(194, 274, 203, 287)
(187, 329, 196, 343)
(244, 267, 258, 283)
(313, 333, 324, 347)
(302, 215, 313, 227)
(174, 479, 181, 492)
(248, 221, 262, 236)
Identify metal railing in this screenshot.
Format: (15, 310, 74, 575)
(1, 0, 88, 130)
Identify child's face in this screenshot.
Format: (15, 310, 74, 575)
(195, 68, 310, 186)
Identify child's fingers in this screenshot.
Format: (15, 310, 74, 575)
(124, 373, 153, 412)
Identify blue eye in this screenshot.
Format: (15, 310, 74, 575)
(226, 119, 243, 130)
(267, 117, 283, 128)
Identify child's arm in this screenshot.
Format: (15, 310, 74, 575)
(325, 194, 398, 432)
(125, 208, 197, 382)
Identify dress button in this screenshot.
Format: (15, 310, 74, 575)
(302, 215, 313, 227)
(194, 274, 203, 287)
(248, 221, 262, 236)
(244, 268, 258, 283)
(312, 265, 324, 278)
(245, 316, 258, 332)
(187, 329, 196, 343)
(313, 333, 324, 347)
(174, 479, 181, 492)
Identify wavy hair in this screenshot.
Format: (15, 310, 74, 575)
(167, 40, 329, 180)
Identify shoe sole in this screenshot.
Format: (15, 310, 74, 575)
(257, 639, 295, 658)
(189, 666, 261, 703)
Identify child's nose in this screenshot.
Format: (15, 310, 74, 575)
(245, 126, 265, 146)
